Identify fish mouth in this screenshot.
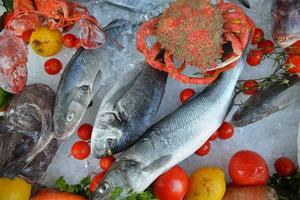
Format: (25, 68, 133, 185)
(92, 146, 112, 159)
(53, 125, 76, 140)
(275, 35, 299, 48)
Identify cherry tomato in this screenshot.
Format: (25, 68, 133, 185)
(246, 49, 264, 67)
(257, 40, 275, 54)
(286, 41, 300, 55)
(218, 122, 234, 140)
(195, 141, 211, 156)
(44, 58, 63, 75)
(229, 150, 269, 186)
(209, 130, 219, 141)
(75, 38, 82, 49)
(71, 141, 91, 160)
(77, 123, 93, 140)
(285, 54, 300, 74)
(274, 157, 296, 177)
(89, 171, 106, 192)
(99, 156, 116, 171)
(63, 33, 77, 48)
(242, 80, 259, 95)
(153, 165, 189, 200)
(20, 29, 33, 43)
(180, 88, 196, 103)
(2, 11, 14, 28)
(251, 28, 264, 45)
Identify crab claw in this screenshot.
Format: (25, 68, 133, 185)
(0, 30, 28, 94)
(78, 19, 105, 49)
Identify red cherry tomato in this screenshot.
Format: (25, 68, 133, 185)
(75, 38, 82, 49)
(3, 11, 14, 28)
(247, 49, 264, 67)
(218, 122, 234, 140)
(257, 40, 275, 54)
(195, 141, 211, 156)
(89, 171, 106, 192)
(77, 123, 93, 140)
(20, 29, 33, 43)
(209, 130, 219, 141)
(251, 28, 264, 45)
(286, 41, 300, 55)
(180, 88, 196, 103)
(71, 141, 91, 160)
(63, 33, 77, 48)
(242, 80, 259, 95)
(44, 58, 63, 75)
(274, 157, 296, 177)
(285, 54, 300, 74)
(229, 150, 269, 186)
(153, 165, 189, 200)
(99, 156, 116, 171)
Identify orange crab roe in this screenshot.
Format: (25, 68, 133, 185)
(157, 0, 224, 68)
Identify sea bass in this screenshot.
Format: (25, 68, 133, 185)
(92, 59, 245, 199)
(232, 76, 300, 127)
(53, 20, 143, 140)
(91, 62, 167, 158)
(0, 84, 55, 178)
(272, 0, 300, 48)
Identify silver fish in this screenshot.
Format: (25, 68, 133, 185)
(230, 0, 250, 8)
(232, 76, 300, 127)
(91, 62, 167, 158)
(0, 84, 55, 178)
(272, 0, 300, 48)
(92, 59, 245, 199)
(53, 20, 142, 140)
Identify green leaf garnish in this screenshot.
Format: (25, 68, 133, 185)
(55, 176, 91, 198)
(2, 0, 14, 11)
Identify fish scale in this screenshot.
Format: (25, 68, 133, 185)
(92, 58, 245, 199)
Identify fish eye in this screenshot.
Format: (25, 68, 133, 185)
(78, 85, 90, 95)
(106, 138, 116, 148)
(66, 113, 74, 121)
(99, 182, 110, 194)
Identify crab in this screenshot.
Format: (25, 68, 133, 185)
(136, 0, 255, 84)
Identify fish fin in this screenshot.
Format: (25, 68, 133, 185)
(142, 155, 173, 173)
(103, 19, 133, 32)
(101, 65, 145, 107)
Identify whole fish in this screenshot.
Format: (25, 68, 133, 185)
(53, 20, 143, 140)
(232, 76, 300, 127)
(91, 62, 167, 158)
(0, 84, 55, 178)
(92, 59, 245, 199)
(272, 0, 300, 48)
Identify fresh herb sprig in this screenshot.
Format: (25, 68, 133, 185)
(110, 187, 157, 200)
(268, 170, 300, 200)
(55, 176, 91, 198)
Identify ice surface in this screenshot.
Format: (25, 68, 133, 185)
(1, 0, 298, 186)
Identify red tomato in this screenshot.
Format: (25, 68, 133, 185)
(246, 49, 264, 67)
(180, 88, 196, 103)
(44, 58, 63, 75)
(257, 40, 275, 54)
(285, 54, 300, 74)
(71, 141, 91, 160)
(251, 28, 264, 45)
(229, 150, 269, 186)
(195, 141, 211, 156)
(242, 80, 259, 95)
(209, 130, 219, 141)
(75, 38, 82, 49)
(274, 157, 296, 177)
(99, 156, 116, 171)
(63, 33, 77, 48)
(89, 171, 106, 192)
(286, 40, 300, 55)
(218, 122, 234, 140)
(20, 29, 33, 43)
(77, 123, 93, 140)
(3, 11, 14, 28)
(153, 165, 189, 200)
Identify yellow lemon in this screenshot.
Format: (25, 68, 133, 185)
(186, 167, 226, 200)
(30, 26, 63, 57)
(0, 177, 31, 200)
